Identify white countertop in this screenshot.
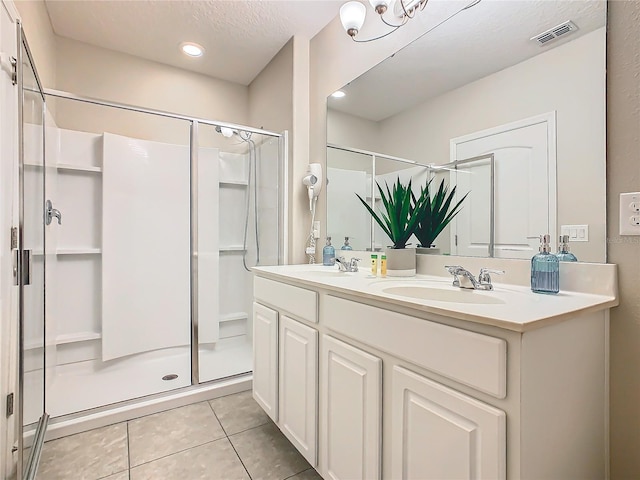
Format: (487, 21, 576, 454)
(253, 264, 619, 332)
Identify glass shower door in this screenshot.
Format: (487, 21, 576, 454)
(18, 22, 54, 479)
(197, 125, 284, 383)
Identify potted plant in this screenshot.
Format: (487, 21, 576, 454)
(412, 178, 468, 253)
(356, 178, 427, 276)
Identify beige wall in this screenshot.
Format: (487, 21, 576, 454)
(249, 39, 293, 133)
(16, 0, 252, 144)
(607, 1, 640, 478)
(249, 37, 297, 259)
(327, 109, 381, 152)
(53, 36, 249, 144)
(15, 0, 55, 89)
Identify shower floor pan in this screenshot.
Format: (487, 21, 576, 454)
(24, 336, 252, 426)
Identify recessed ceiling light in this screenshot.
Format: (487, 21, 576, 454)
(180, 42, 204, 57)
(331, 90, 346, 98)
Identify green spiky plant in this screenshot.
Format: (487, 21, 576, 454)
(356, 178, 428, 249)
(411, 178, 469, 248)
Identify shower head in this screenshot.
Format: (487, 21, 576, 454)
(215, 125, 237, 138)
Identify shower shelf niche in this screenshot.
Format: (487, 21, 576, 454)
(220, 312, 249, 323)
(219, 180, 248, 187)
(24, 161, 102, 173)
(55, 331, 102, 345)
(219, 245, 247, 252)
(32, 248, 101, 256)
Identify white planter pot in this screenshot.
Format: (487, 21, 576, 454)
(385, 247, 416, 277)
(417, 247, 440, 255)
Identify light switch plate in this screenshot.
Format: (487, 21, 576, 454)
(560, 224, 589, 242)
(619, 192, 640, 235)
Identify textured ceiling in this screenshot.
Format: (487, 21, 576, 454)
(44, 0, 344, 85)
(329, 0, 607, 121)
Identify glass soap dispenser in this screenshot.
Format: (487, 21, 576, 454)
(341, 236, 353, 250)
(531, 234, 559, 294)
(323, 236, 336, 266)
(556, 235, 578, 262)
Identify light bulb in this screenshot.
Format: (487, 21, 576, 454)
(180, 42, 204, 57)
(369, 0, 389, 14)
(340, 2, 366, 37)
(331, 90, 346, 98)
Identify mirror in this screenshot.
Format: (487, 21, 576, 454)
(326, 0, 606, 262)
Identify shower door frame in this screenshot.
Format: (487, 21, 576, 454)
(39, 87, 289, 409)
(16, 19, 50, 480)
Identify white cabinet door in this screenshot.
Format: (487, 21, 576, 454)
(392, 366, 506, 480)
(279, 315, 318, 466)
(321, 335, 382, 480)
(253, 302, 278, 422)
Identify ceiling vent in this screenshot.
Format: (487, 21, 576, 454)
(531, 21, 578, 46)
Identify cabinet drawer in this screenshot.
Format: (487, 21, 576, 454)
(324, 295, 506, 398)
(254, 276, 318, 323)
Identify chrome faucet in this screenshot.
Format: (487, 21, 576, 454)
(445, 265, 504, 291)
(336, 256, 360, 272)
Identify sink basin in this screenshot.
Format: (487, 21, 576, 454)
(381, 286, 506, 305)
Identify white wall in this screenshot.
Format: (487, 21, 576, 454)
(378, 28, 606, 261)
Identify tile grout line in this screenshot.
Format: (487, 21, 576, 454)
(126, 436, 228, 470)
(283, 468, 315, 480)
(126, 421, 132, 480)
(207, 401, 254, 480)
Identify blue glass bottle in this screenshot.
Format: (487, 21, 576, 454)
(556, 235, 578, 262)
(341, 236, 353, 251)
(531, 234, 559, 294)
(323, 237, 336, 266)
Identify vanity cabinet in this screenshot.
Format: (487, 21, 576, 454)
(252, 269, 612, 480)
(253, 276, 319, 466)
(321, 335, 382, 480)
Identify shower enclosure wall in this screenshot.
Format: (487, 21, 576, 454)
(19, 86, 287, 462)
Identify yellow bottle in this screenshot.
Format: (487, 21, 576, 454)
(370, 254, 378, 276)
(380, 254, 387, 277)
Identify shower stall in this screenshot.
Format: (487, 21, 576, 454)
(15, 24, 287, 476)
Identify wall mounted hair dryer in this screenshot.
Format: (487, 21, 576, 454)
(303, 163, 323, 211)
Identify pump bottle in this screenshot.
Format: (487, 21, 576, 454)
(531, 234, 559, 294)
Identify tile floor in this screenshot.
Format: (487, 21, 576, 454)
(35, 391, 322, 480)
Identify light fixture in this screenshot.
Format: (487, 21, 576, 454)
(339, 0, 482, 43)
(180, 42, 204, 57)
(331, 90, 347, 98)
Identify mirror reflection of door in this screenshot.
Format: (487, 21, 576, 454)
(450, 158, 492, 257)
(451, 113, 556, 259)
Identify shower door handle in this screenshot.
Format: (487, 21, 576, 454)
(45, 199, 62, 225)
(22, 249, 32, 285)
(14, 249, 31, 286)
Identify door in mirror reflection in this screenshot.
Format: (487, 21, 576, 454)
(451, 114, 555, 259)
